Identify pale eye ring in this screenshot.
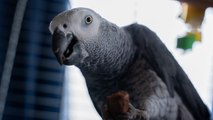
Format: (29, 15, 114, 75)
(85, 15, 93, 25)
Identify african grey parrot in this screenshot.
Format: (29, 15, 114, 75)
(49, 8, 210, 120)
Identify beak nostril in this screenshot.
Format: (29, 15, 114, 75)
(63, 24, 67, 29)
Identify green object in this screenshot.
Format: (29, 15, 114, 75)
(177, 34, 195, 50)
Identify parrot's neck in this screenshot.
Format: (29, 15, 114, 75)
(79, 32, 137, 80)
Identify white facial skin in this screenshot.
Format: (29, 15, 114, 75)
(49, 8, 102, 43)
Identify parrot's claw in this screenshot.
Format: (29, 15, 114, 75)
(126, 103, 150, 120)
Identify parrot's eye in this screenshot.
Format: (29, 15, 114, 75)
(85, 16, 93, 25)
(63, 24, 67, 29)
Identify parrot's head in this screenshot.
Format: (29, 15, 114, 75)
(49, 8, 102, 65)
(49, 8, 135, 75)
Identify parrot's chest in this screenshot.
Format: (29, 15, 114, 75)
(83, 58, 160, 109)
(120, 67, 160, 107)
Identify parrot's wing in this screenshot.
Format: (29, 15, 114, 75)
(124, 23, 210, 120)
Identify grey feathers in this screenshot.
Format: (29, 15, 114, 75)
(49, 8, 210, 120)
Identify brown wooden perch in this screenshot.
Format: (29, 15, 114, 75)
(175, 0, 213, 7)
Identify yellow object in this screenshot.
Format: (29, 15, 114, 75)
(187, 30, 202, 42)
(180, 3, 206, 29)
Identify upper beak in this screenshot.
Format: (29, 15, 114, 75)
(52, 28, 73, 65)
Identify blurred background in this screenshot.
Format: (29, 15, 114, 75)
(0, 0, 212, 120)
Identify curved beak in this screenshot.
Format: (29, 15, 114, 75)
(52, 28, 73, 65)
